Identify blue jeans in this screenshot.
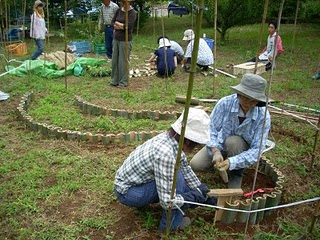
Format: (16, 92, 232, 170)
(104, 26, 113, 59)
(31, 38, 44, 60)
(114, 170, 189, 231)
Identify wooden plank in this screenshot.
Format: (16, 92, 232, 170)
(233, 62, 266, 75)
(175, 95, 218, 105)
(208, 188, 243, 197)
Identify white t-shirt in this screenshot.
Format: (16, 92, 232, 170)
(185, 38, 214, 65)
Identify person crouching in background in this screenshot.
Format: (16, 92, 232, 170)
(148, 37, 177, 78)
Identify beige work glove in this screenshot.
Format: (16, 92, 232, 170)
(212, 150, 223, 164)
(215, 159, 230, 183)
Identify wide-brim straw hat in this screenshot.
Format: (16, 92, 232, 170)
(159, 38, 171, 48)
(171, 108, 210, 145)
(230, 73, 268, 102)
(34, 0, 45, 8)
(182, 29, 195, 41)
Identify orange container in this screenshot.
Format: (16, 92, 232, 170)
(5, 42, 27, 56)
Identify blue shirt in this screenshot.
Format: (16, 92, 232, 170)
(155, 47, 176, 76)
(207, 94, 271, 170)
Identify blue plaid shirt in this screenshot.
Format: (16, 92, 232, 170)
(115, 132, 201, 209)
(207, 94, 271, 170)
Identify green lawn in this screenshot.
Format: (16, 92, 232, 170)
(0, 14, 319, 239)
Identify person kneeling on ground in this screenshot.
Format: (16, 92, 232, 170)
(248, 20, 283, 71)
(157, 36, 185, 64)
(114, 108, 217, 231)
(190, 74, 271, 189)
(181, 29, 214, 72)
(149, 37, 177, 77)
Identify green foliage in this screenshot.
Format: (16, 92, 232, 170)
(301, 0, 320, 21)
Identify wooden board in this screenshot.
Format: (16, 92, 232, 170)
(233, 62, 266, 75)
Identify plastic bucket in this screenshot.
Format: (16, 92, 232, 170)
(204, 38, 214, 50)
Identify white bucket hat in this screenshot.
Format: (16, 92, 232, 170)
(34, 0, 45, 8)
(171, 108, 210, 145)
(182, 29, 195, 41)
(230, 73, 268, 102)
(158, 38, 171, 48)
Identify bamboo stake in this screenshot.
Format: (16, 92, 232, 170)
(46, 0, 50, 49)
(244, 0, 285, 238)
(309, 198, 320, 234)
(165, 0, 204, 237)
(212, 0, 217, 97)
(125, 1, 129, 91)
(159, 1, 169, 88)
(136, 8, 139, 36)
(310, 116, 320, 170)
(64, 0, 68, 90)
(22, 0, 26, 40)
(291, 0, 300, 51)
(253, 0, 269, 74)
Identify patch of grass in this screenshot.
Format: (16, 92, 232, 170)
(0, 13, 319, 239)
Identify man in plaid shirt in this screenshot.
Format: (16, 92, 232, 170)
(98, 0, 119, 60)
(114, 108, 217, 231)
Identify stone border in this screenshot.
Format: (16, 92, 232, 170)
(17, 92, 284, 224)
(221, 156, 284, 224)
(16, 92, 173, 144)
(74, 96, 180, 121)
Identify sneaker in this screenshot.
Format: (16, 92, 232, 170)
(178, 217, 191, 230)
(108, 82, 117, 87)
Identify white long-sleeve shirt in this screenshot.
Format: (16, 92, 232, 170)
(30, 13, 47, 39)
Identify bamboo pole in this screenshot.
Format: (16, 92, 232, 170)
(46, 0, 50, 49)
(310, 116, 320, 170)
(253, 0, 269, 74)
(125, 1, 129, 91)
(0, 0, 4, 47)
(291, 0, 299, 50)
(22, 0, 26, 40)
(212, 0, 217, 97)
(136, 7, 140, 36)
(64, 0, 68, 90)
(309, 198, 320, 234)
(165, 0, 204, 237)
(159, 2, 169, 87)
(244, 0, 285, 238)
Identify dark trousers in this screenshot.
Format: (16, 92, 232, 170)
(248, 57, 272, 71)
(104, 25, 114, 59)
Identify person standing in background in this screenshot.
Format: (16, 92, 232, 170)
(109, 0, 137, 88)
(98, 0, 119, 61)
(30, 0, 47, 60)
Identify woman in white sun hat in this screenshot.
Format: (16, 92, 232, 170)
(148, 37, 177, 77)
(114, 108, 217, 231)
(190, 73, 271, 189)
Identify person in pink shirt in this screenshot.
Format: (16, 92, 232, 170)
(248, 20, 283, 71)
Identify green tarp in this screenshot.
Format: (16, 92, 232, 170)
(5, 58, 106, 78)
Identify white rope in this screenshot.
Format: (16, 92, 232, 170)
(171, 197, 320, 214)
(0, 61, 26, 77)
(269, 104, 319, 130)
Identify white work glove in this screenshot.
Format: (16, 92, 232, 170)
(212, 150, 223, 164)
(215, 159, 230, 183)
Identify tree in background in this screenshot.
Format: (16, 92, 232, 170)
(174, 0, 319, 41)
